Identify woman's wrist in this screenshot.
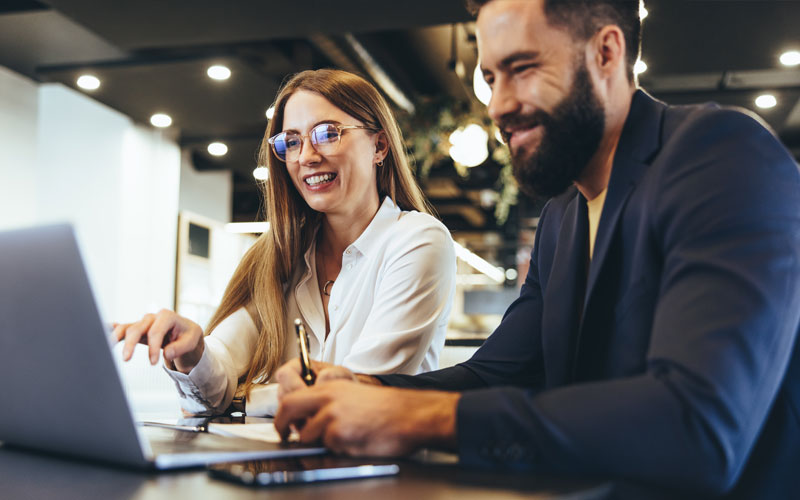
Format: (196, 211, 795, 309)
(174, 337, 205, 374)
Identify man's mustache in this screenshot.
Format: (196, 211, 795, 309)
(496, 110, 550, 144)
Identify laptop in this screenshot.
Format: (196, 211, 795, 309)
(0, 224, 325, 469)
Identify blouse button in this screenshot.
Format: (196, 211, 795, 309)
(346, 264, 352, 270)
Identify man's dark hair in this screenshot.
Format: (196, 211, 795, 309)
(467, 0, 642, 82)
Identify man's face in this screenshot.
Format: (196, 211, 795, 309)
(477, 0, 606, 198)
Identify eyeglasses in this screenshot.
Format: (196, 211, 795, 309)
(268, 123, 377, 163)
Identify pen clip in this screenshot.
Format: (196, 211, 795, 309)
(294, 318, 316, 386)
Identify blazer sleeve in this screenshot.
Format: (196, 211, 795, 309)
(455, 110, 800, 495)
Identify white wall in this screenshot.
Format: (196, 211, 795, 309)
(0, 76, 186, 321)
(0, 69, 215, 417)
(35, 83, 181, 321)
(0, 67, 39, 228)
(179, 150, 232, 223)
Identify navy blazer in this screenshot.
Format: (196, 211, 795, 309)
(381, 91, 800, 497)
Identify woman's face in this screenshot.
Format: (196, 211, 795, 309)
(280, 90, 385, 219)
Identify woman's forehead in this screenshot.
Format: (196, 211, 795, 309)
(282, 90, 357, 131)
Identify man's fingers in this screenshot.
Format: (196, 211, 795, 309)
(121, 314, 155, 361)
(274, 389, 330, 440)
(316, 366, 356, 384)
(298, 406, 335, 445)
(310, 360, 331, 372)
(276, 360, 309, 400)
(277, 377, 308, 400)
(323, 420, 362, 456)
(275, 359, 302, 380)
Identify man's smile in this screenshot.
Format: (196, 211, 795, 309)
(507, 124, 543, 153)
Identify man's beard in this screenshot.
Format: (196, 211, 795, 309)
(500, 60, 605, 199)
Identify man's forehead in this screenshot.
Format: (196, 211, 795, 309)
(476, 0, 568, 68)
(477, 0, 544, 37)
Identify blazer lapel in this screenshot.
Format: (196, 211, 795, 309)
(583, 90, 665, 313)
(541, 193, 589, 387)
(573, 91, 666, 379)
(583, 162, 639, 303)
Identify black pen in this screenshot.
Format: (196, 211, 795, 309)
(294, 318, 316, 386)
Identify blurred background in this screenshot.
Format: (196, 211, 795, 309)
(1, 0, 798, 416)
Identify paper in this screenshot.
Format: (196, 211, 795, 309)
(208, 422, 299, 443)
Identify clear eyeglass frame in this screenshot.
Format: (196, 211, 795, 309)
(267, 123, 377, 163)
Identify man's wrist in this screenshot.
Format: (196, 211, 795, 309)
(355, 373, 384, 386)
(405, 390, 460, 452)
(427, 391, 460, 450)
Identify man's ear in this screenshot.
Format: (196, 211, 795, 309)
(589, 25, 627, 80)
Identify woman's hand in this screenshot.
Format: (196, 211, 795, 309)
(112, 309, 204, 374)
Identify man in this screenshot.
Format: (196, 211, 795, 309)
(274, 0, 800, 497)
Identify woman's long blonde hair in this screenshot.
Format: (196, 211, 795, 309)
(205, 69, 431, 394)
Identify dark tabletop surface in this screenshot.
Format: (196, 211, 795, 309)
(0, 443, 615, 500)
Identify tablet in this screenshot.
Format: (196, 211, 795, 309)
(208, 457, 399, 486)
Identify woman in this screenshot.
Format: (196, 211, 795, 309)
(115, 69, 456, 416)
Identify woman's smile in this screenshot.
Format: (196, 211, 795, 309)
(303, 172, 338, 190)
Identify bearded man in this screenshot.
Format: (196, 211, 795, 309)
(274, 1, 800, 497)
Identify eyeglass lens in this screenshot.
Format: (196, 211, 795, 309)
(272, 123, 341, 162)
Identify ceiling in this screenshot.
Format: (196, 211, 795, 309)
(2, 0, 799, 267)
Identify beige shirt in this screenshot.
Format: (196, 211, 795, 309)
(587, 188, 608, 260)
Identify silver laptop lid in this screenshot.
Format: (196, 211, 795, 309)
(0, 224, 149, 467)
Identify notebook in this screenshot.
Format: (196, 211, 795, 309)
(0, 224, 325, 469)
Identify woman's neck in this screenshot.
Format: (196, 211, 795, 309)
(319, 196, 382, 257)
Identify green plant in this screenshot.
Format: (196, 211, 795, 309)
(398, 97, 518, 225)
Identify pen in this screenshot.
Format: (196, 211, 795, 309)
(140, 421, 207, 433)
(294, 318, 316, 386)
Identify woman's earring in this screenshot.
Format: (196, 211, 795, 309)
(376, 159, 384, 167)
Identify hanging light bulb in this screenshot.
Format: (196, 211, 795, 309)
(473, 64, 492, 106)
(449, 124, 489, 167)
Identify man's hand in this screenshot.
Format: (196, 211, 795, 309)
(274, 380, 460, 457)
(274, 359, 381, 400)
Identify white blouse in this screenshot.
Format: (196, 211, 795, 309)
(166, 197, 456, 415)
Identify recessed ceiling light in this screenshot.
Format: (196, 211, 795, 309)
(253, 166, 269, 181)
(76, 75, 100, 91)
(755, 94, 777, 109)
(266, 106, 275, 120)
(207, 65, 231, 81)
(208, 142, 228, 156)
(780, 50, 800, 67)
(150, 113, 172, 128)
(634, 59, 648, 75)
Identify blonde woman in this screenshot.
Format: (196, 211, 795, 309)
(115, 69, 456, 416)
